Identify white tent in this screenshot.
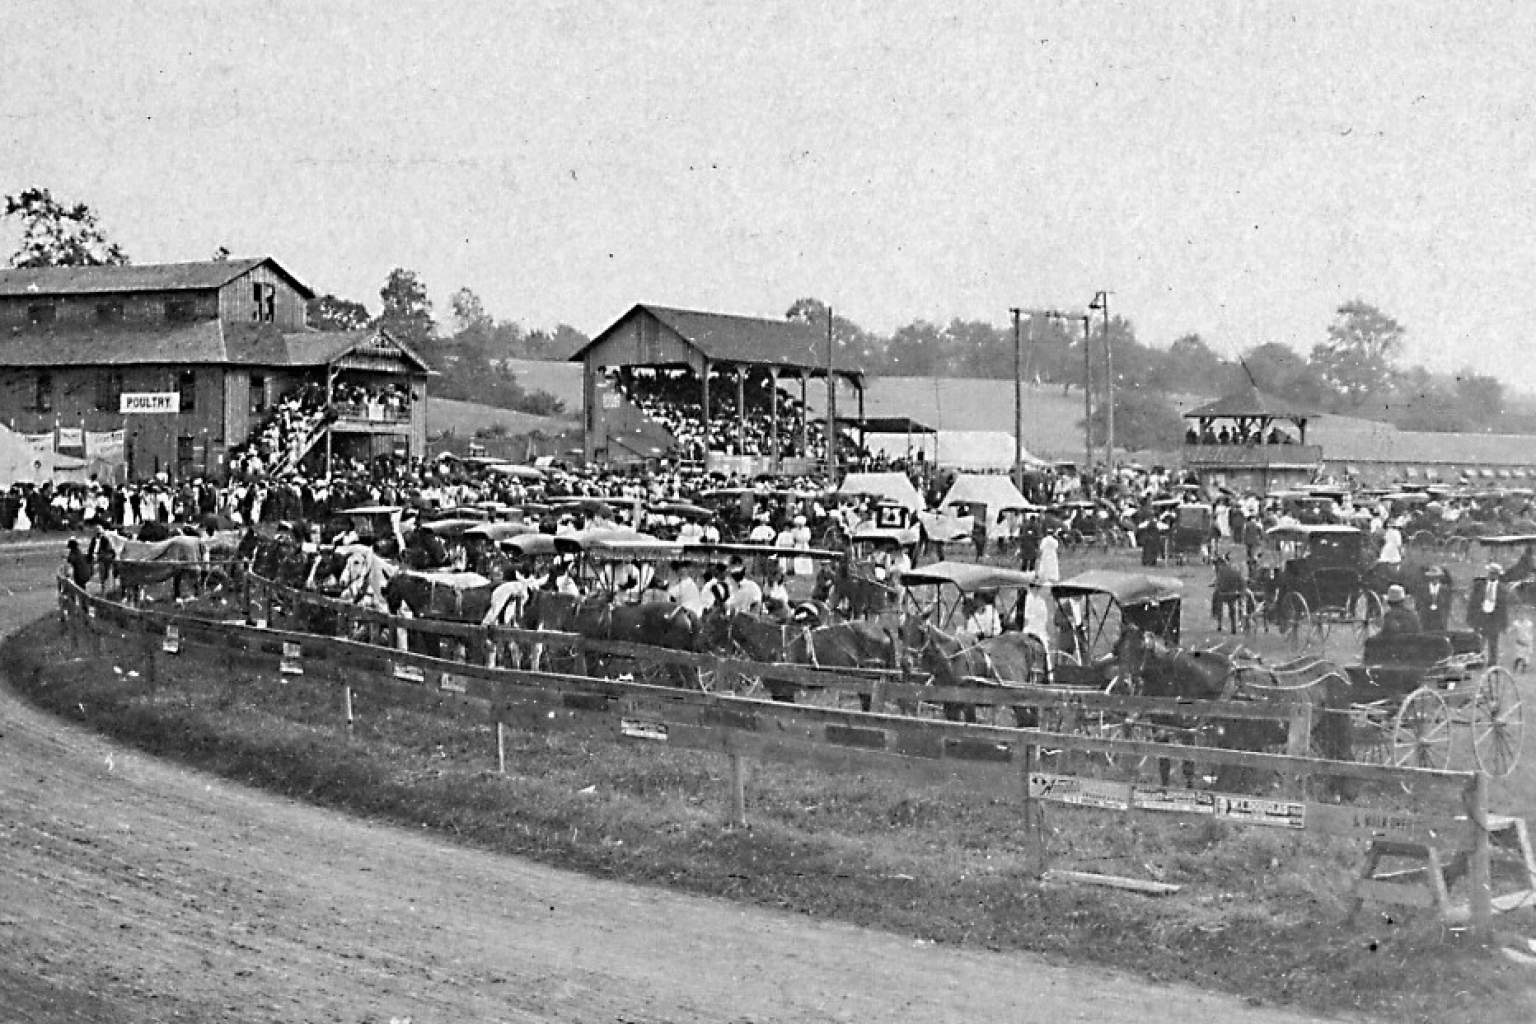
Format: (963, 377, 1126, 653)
(837, 471, 923, 512)
(0, 423, 88, 486)
(940, 473, 1036, 539)
(865, 430, 1049, 472)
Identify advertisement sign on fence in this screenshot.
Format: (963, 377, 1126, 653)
(1132, 787, 1215, 815)
(279, 642, 304, 675)
(119, 392, 179, 414)
(391, 661, 425, 684)
(162, 625, 180, 654)
(1028, 773, 1132, 811)
(1211, 795, 1306, 829)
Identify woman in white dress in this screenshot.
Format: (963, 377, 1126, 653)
(791, 515, 814, 578)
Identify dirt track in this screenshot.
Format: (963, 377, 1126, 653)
(0, 547, 1330, 1023)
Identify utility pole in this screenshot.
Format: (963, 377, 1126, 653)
(1010, 307, 1023, 491)
(825, 306, 837, 479)
(1089, 290, 1113, 468)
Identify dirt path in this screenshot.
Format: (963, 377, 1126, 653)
(0, 551, 1332, 1023)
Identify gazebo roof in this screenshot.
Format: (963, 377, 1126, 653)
(1184, 384, 1316, 420)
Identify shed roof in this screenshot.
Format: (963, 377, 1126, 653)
(0, 322, 429, 371)
(0, 257, 313, 299)
(1184, 384, 1316, 420)
(574, 304, 866, 375)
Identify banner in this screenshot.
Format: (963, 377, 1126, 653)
(120, 392, 179, 415)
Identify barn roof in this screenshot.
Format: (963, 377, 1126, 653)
(0, 257, 314, 299)
(0, 322, 429, 371)
(572, 303, 866, 376)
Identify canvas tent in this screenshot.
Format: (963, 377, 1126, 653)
(0, 423, 88, 486)
(837, 471, 923, 512)
(940, 473, 1036, 539)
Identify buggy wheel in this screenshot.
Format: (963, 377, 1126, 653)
(1472, 666, 1524, 777)
(1354, 590, 1384, 642)
(1392, 687, 1452, 769)
(1410, 530, 1437, 550)
(1278, 593, 1313, 650)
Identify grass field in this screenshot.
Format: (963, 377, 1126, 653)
(425, 395, 578, 440)
(12, 536, 1536, 1021)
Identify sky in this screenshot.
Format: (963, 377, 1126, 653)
(4, 1, 1534, 388)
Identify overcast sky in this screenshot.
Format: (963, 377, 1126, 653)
(5, 2, 1533, 387)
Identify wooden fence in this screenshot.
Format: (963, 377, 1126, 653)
(58, 579, 1511, 938)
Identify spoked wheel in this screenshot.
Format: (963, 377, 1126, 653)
(1350, 705, 1392, 764)
(1472, 666, 1524, 777)
(1354, 590, 1384, 642)
(1279, 593, 1314, 651)
(1392, 686, 1452, 769)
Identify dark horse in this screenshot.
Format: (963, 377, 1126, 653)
(1114, 626, 1353, 789)
(783, 620, 902, 711)
(525, 591, 703, 686)
(383, 570, 497, 659)
(814, 559, 894, 620)
(899, 617, 1046, 723)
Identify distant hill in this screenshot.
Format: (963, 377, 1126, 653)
(497, 358, 585, 409)
(426, 396, 576, 439)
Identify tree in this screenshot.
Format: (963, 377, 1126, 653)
(307, 293, 371, 332)
(1238, 342, 1329, 406)
(211, 245, 231, 261)
(378, 268, 435, 348)
(449, 287, 492, 336)
(1310, 299, 1404, 407)
(1086, 388, 1186, 451)
(1453, 369, 1503, 427)
(3, 187, 129, 268)
(785, 298, 878, 367)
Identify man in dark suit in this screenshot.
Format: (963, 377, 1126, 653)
(1413, 564, 1454, 633)
(1467, 563, 1511, 665)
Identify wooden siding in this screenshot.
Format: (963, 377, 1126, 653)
(583, 309, 704, 371)
(218, 263, 307, 330)
(0, 289, 221, 329)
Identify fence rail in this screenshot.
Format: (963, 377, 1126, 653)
(59, 578, 1502, 937)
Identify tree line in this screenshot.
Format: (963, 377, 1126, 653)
(4, 187, 1519, 447)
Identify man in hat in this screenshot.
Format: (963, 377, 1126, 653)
(1413, 565, 1454, 632)
(725, 559, 763, 614)
(1468, 563, 1511, 665)
(1379, 584, 1420, 636)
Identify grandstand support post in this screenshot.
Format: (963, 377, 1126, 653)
(1011, 307, 1022, 492)
(799, 371, 809, 460)
(856, 381, 865, 462)
(700, 358, 711, 466)
(736, 365, 746, 458)
(825, 309, 837, 479)
(768, 367, 780, 470)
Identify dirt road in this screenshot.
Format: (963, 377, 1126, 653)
(0, 547, 1330, 1023)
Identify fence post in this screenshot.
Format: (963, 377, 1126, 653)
(1021, 744, 1046, 879)
(496, 720, 507, 774)
(1466, 772, 1493, 940)
(141, 628, 158, 692)
(344, 685, 355, 732)
(727, 752, 748, 827)
(1284, 701, 1313, 798)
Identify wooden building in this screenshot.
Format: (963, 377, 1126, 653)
(0, 258, 430, 480)
(1181, 385, 1323, 492)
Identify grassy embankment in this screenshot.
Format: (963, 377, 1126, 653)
(8, 572, 1536, 1024)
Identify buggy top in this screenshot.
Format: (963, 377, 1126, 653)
(1050, 570, 1185, 665)
(899, 560, 1038, 630)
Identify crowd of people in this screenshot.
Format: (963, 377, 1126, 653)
(612, 367, 845, 462)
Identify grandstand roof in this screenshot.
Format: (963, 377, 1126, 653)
(572, 304, 866, 377)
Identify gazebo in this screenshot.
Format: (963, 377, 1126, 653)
(1181, 384, 1323, 491)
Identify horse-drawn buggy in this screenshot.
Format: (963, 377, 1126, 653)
(1337, 628, 1523, 776)
(1259, 523, 1385, 648)
(1167, 502, 1213, 564)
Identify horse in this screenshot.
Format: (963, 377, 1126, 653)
(784, 620, 901, 711)
(899, 616, 1046, 723)
(383, 570, 495, 659)
(813, 559, 894, 620)
(699, 610, 799, 700)
(115, 535, 215, 604)
(526, 591, 704, 685)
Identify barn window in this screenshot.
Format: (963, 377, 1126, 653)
(165, 299, 195, 322)
(252, 282, 276, 322)
(95, 370, 124, 412)
(249, 374, 268, 414)
(26, 302, 55, 325)
(34, 373, 53, 413)
(177, 369, 197, 413)
(96, 301, 124, 323)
